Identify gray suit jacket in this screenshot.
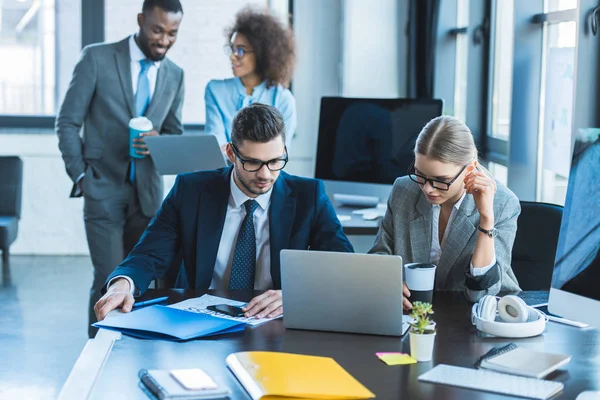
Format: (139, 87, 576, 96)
(370, 176, 521, 302)
(56, 37, 185, 217)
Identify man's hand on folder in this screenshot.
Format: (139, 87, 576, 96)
(242, 290, 283, 319)
(94, 278, 134, 321)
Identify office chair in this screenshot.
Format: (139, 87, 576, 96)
(511, 201, 563, 290)
(0, 156, 23, 282)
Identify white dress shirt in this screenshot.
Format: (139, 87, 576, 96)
(430, 192, 495, 276)
(209, 174, 273, 290)
(75, 34, 160, 192)
(111, 174, 274, 295)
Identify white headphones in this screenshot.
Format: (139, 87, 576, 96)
(471, 295, 548, 338)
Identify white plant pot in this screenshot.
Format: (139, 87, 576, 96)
(409, 331, 436, 362)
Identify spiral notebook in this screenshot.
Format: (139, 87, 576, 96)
(474, 343, 571, 379)
(139, 369, 230, 399)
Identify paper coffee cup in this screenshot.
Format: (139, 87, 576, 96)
(404, 263, 436, 304)
(129, 117, 153, 159)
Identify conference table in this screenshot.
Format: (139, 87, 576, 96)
(59, 290, 599, 399)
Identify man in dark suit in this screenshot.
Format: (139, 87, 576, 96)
(56, 0, 185, 337)
(94, 104, 354, 321)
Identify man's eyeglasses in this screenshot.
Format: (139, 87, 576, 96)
(223, 44, 255, 60)
(408, 163, 468, 191)
(230, 143, 288, 172)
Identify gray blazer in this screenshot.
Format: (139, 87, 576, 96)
(56, 37, 185, 217)
(370, 176, 521, 302)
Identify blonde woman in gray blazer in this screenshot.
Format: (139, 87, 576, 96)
(370, 116, 521, 307)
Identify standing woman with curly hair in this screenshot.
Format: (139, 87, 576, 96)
(205, 7, 296, 149)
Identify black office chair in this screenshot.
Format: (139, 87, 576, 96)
(511, 201, 563, 290)
(0, 156, 23, 282)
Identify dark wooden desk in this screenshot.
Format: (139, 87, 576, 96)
(59, 291, 600, 400)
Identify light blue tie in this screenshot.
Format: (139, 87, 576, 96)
(130, 59, 153, 183)
(229, 200, 259, 290)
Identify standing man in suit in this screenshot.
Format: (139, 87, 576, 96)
(94, 104, 354, 321)
(56, 0, 185, 337)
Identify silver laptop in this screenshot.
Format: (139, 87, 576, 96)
(281, 250, 410, 336)
(145, 134, 227, 175)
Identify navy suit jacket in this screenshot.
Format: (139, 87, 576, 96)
(107, 167, 354, 294)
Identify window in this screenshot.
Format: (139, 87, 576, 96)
(488, 161, 508, 186)
(452, 0, 469, 122)
(0, 0, 56, 115)
(0, 0, 80, 117)
(105, 0, 267, 125)
(538, 15, 577, 205)
(546, 0, 577, 12)
(490, 0, 514, 140)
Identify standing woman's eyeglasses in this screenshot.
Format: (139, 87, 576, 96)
(223, 44, 255, 60)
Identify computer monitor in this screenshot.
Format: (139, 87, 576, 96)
(548, 130, 600, 330)
(314, 97, 443, 202)
(315, 97, 444, 184)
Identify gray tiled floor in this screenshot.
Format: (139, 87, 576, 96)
(0, 255, 92, 400)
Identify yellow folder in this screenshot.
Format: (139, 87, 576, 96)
(226, 351, 376, 399)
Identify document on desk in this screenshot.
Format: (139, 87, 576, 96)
(169, 295, 282, 327)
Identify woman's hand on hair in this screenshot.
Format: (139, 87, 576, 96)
(464, 166, 496, 222)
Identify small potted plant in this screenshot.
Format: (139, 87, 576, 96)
(409, 301, 436, 362)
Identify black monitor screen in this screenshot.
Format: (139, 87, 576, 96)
(551, 131, 600, 300)
(314, 97, 444, 184)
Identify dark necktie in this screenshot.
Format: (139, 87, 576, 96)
(229, 200, 259, 290)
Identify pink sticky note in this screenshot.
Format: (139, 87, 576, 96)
(376, 352, 417, 365)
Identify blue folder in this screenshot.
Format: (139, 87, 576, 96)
(93, 305, 246, 341)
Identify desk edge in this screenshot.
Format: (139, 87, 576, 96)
(57, 330, 121, 400)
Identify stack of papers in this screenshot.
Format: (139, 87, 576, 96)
(351, 204, 387, 220)
(169, 294, 282, 327)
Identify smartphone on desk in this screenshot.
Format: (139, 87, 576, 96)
(207, 304, 246, 317)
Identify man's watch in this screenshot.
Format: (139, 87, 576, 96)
(477, 225, 498, 239)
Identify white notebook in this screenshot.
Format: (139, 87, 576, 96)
(478, 344, 571, 379)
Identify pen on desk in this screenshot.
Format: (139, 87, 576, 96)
(132, 296, 169, 308)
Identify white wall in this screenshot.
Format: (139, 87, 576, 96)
(341, 0, 407, 98)
(290, 0, 343, 177)
(56, 0, 82, 107)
